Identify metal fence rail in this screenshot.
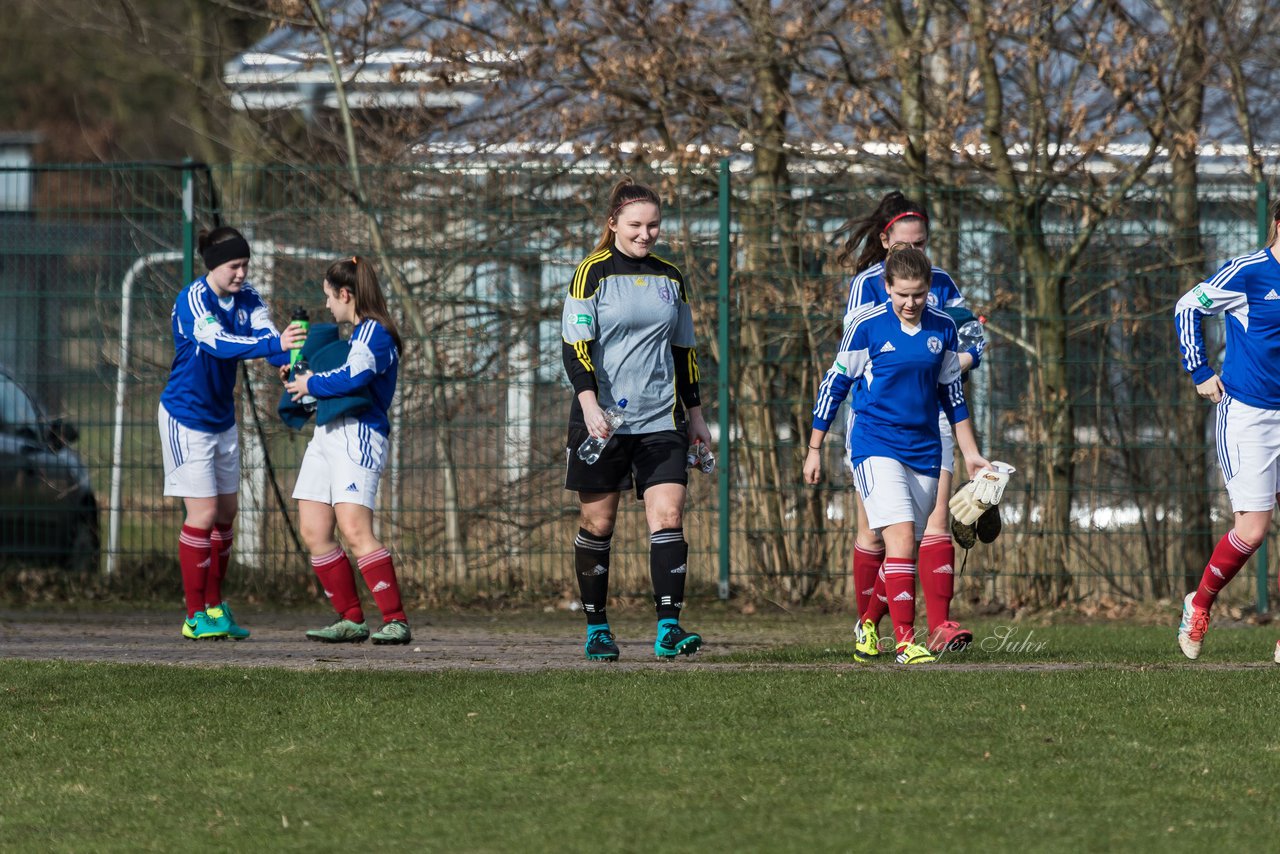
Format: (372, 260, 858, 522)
(0, 161, 1266, 609)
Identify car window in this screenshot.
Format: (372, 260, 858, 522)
(0, 375, 41, 431)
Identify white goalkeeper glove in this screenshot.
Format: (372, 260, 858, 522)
(949, 461, 1016, 526)
(948, 483, 986, 526)
(971, 461, 1016, 506)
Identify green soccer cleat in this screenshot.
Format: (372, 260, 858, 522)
(853, 617, 881, 662)
(205, 603, 250, 640)
(655, 623, 702, 658)
(182, 611, 229, 641)
(895, 641, 937, 665)
(371, 619, 412, 645)
(306, 619, 370, 644)
(584, 627, 620, 661)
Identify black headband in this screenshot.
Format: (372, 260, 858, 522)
(201, 235, 251, 271)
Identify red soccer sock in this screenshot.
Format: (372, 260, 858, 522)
(883, 559, 918, 646)
(1192, 530, 1259, 610)
(205, 524, 233, 607)
(312, 547, 364, 623)
(357, 548, 407, 623)
(863, 567, 889, 626)
(179, 524, 212, 619)
(918, 534, 956, 632)
(852, 544, 885, 621)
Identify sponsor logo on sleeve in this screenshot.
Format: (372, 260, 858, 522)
(1193, 286, 1213, 308)
(575, 313, 593, 325)
(196, 314, 219, 332)
(835, 360, 848, 374)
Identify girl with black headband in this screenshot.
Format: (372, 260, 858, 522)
(825, 191, 988, 661)
(158, 225, 306, 641)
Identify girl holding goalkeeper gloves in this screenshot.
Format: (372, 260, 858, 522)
(805, 247, 989, 665)
(834, 192, 987, 657)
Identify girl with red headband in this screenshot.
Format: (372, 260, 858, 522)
(159, 225, 306, 641)
(826, 191, 987, 660)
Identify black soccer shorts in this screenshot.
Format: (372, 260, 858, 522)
(565, 427, 689, 499)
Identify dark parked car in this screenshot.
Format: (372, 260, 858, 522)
(0, 366, 99, 572)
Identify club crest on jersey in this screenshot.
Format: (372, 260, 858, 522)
(237, 308, 249, 326)
(657, 282, 675, 305)
(1193, 285, 1213, 308)
(927, 293, 939, 306)
(927, 336, 943, 354)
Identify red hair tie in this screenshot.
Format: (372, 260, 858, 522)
(610, 198, 646, 220)
(881, 211, 928, 235)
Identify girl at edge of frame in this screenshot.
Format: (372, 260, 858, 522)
(284, 256, 412, 645)
(1173, 196, 1280, 662)
(835, 191, 987, 659)
(804, 246, 990, 665)
(560, 178, 713, 662)
(158, 225, 306, 641)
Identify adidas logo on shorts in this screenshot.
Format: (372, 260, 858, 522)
(345, 482, 360, 493)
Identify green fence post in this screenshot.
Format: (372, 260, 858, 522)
(1257, 181, 1271, 615)
(181, 158, 195, 286)
(717, 158, 731, 600)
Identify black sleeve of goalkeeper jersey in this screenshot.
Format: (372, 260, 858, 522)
(563, 340, 599, 396)
(673, 345, 701, 408)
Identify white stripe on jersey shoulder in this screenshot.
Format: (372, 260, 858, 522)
(187, 280, 211, 318)
(924, 304, 955, 325)
(841, 302, 889, 347)
(570, 249, 612, 299)
(1206, 249, 1270, 290)
(849, 263, 885, 290)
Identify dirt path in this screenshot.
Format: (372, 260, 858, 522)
(3, 608, 1273, 672)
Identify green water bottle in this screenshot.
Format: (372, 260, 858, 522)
(289, 306, 309, 368)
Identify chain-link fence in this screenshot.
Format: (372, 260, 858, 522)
(0, 162, 1267, 608)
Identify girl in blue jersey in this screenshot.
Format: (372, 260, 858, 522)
(159, 226, 306, 641)
(805, 247, 989, 665)
(834, 191, 986, 659)
(1174, 199, 1280, 662)
(284, 256, 411, 645)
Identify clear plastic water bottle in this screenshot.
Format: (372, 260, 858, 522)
(686, 441, 716, 475)
(577, 398, 628, 464)
(292, 358, 317, 411)
(958, 319, 985, 354)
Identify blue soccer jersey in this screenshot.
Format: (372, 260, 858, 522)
(812, 303, 969, 477)
(160, 278, 290, 433)
(1174, 248, 1280, 410)
(307, 319, 399, 436)
(844, 262, 966, 328)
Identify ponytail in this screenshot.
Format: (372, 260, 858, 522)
(325, 256, 403, 354)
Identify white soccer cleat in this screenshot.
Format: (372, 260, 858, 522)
(1177, 592, 1210, 660)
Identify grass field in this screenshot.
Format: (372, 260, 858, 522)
(4, 618, 1280, 851)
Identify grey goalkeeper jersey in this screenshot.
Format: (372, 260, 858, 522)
(562, 248, 696, 434)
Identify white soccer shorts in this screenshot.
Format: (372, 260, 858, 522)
(159, 404, 239, 498)
(292, 416, 388, 510)
(851, 455, 938, 540)
(1216, 393, 1280, 512)
(846, 409, 954, 475)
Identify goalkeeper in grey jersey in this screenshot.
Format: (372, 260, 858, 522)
(561, 178, 713, 662)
